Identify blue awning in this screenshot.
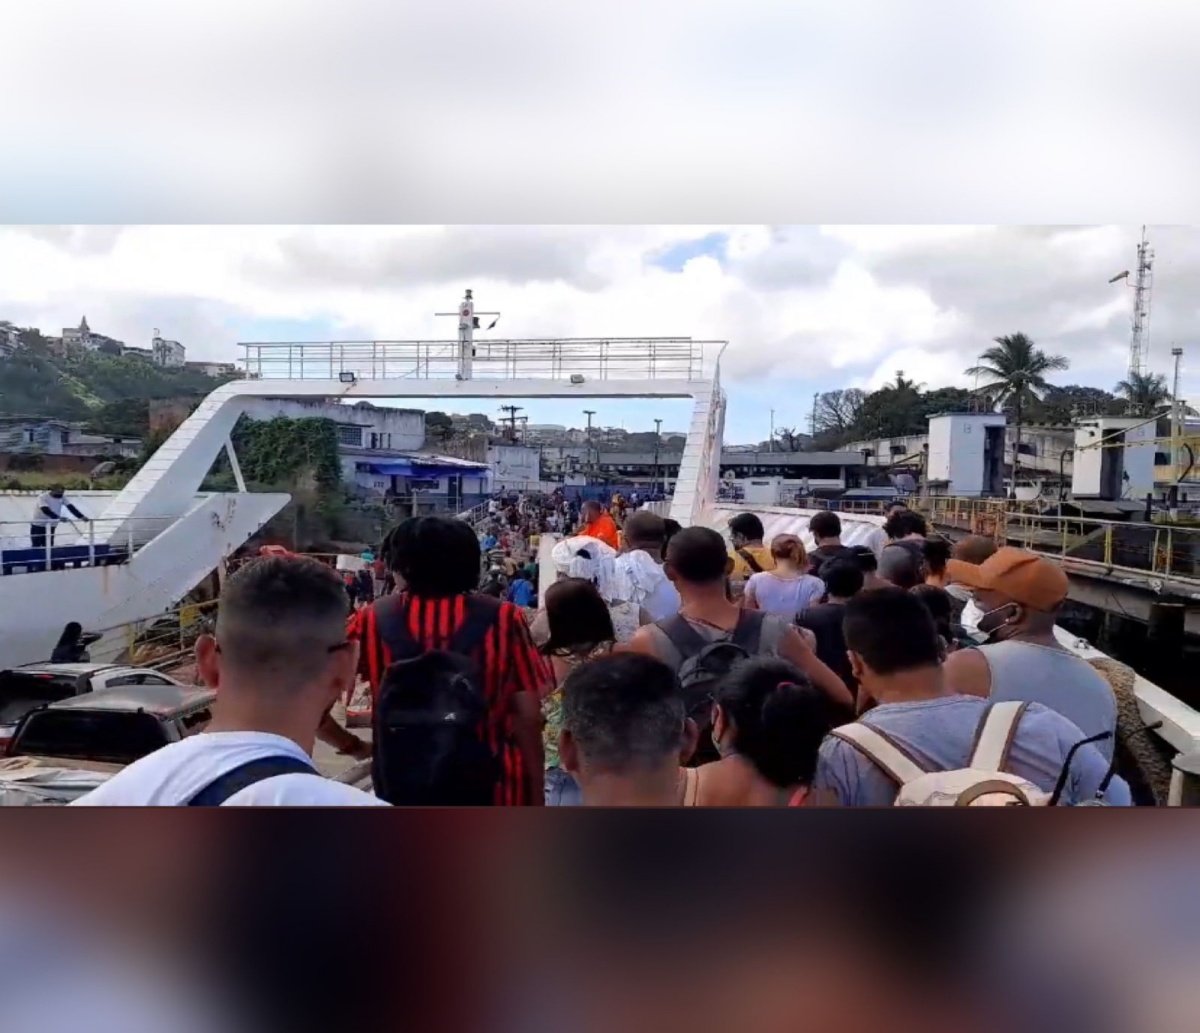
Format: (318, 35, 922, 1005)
(367, 461, 486, 478)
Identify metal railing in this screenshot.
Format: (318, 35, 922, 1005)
(239, 338, 712, 382)
(922, 496, 1010, 539)
(919, 497, 1200, 584)
(86, 598, 219, 670)
(0, 515, 176, 575)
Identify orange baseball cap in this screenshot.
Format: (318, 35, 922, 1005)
(945, 546, 1069, 611)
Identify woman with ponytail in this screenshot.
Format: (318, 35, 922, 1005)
(680, 657, 835, 806)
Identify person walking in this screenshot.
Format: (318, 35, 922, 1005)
(742, 534, 826, 620)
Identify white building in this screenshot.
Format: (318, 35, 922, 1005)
(152, 332, 186, 367)
(0, 417, 71, 454)
(62, 316, 124, 353)
(847, 418, 1075, 492)
(487, 443, 542, 489)
(1072, 417, 1159, 500)
(186, 361, 238, 378)
(522, 423, 567, 443)
(60, 433, 142, 459)
(0, 321, 18, 356)
(121, 345, 154, 361)
(240, 398, 427, 486)
(925, 413, 1008, 497)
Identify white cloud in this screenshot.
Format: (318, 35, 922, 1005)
(3, 223, 1200, 436)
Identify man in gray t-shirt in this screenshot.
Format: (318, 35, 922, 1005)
(944, 547, 1118, 761)
(813, 588, 1129, 806)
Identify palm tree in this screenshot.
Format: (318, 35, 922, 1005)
(966, 333, 1069, 497)
(1114, 371, 1171, 417)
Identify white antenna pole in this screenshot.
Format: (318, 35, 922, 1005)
(1129, 226, 1154, 378)
(458, 289, 475, 379)
(435, 289, 501, 380)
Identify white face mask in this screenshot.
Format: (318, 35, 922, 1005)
(974, 601, 1021, 642)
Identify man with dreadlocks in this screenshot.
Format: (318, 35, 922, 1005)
(323, 516, 550, 804)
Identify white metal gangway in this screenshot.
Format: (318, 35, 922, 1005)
(239, 337, 707, 383)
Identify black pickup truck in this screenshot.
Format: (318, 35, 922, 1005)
(0, 683, 215, 805)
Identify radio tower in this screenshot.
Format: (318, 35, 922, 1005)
(1109, 226, 1155, 378)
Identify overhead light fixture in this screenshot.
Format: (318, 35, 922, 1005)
(570, 374, 585, 385)
(339, 371, 356, 384)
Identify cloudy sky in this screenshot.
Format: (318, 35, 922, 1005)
(2, 224, 1198, 443)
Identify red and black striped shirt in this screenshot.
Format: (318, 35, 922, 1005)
(348, 592, 551, 806)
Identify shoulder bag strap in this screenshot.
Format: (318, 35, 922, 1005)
(969, 701, 1029, 773)
(829, 723, 929, 786)
(450, 595, 502, 657)
(187, 756, 316, 806)
(373, 593, 421, 662)
(731, 609, 766, 653)
(735, 548, 763, 574)
(659, 614, 710, 658)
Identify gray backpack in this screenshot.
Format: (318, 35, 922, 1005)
(659, 611, 766, 766)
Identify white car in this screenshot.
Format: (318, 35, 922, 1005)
(0, 663, 185, 753)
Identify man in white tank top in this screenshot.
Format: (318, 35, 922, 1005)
(943, 548, 1118, 761)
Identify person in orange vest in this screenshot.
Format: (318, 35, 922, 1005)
(577, 499, 620, 550)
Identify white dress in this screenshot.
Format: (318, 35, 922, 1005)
(608, 601, 641, 643)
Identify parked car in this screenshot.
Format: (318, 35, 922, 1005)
(0, 683, 215, 805)
(0, 663, 186, 753)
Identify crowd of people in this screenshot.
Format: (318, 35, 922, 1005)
(75, 492, 1160, 806)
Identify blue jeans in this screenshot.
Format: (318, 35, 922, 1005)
(545, 766, 582, 806)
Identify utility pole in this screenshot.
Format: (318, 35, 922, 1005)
(1171, 346, 1184, 489)
(653, 417, 662, 496)
(769, 409, 775, 452)
(583, 409, 596, 483)
(499, 405, 524, 443)
(810, 393, 818, 441)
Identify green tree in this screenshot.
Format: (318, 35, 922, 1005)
(812, 388, 866, 444)
(424, 411, 455, 444)
(965, 333, 1069, 495)
(1032, 385, 1122, 424)
(852, 371, 927, 439)
(1114, 371, 1172, 417)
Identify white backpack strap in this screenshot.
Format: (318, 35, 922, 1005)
(681, 766, 700, 806)
(969, 701, 1029, 772)
(830, 724, 928, 786)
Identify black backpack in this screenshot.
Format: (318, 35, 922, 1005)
(807, 545, 855, 578)
(370, 595, 502, 806)
(659, 610, 766, 767)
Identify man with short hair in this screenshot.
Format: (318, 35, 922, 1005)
(577, 499, 620, 550)
(75, 556, 386, 805)
(943, 547, 1119, 761)
(878, 543, 924, 590)
(863, 501, 909, 558)
(615, 510, 681, 621)
(30, 484, 89, 553)
(848, 545, 888, 591)
(796, 560, 863, 696)
(806, 510, 855, 576)
(558, 653, 698, 806)
(623, 527, 853, 711)
(727, 512, 775, 579)
(813, 588, 1129, 806)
